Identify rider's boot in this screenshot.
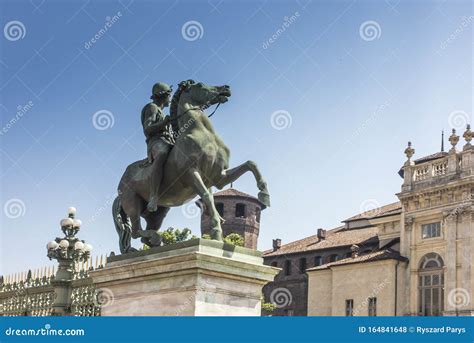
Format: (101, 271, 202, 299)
(147, 152, 165, 212)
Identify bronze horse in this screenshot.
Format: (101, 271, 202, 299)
(113, 81, 270, 253)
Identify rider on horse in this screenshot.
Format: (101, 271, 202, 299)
(141, 82, 174, 212)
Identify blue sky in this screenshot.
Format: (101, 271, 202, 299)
(0, 0, 472, 275)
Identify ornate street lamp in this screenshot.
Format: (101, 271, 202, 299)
(46, 207, 92, 315)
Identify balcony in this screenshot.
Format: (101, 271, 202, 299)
(413, 159, 448, 182)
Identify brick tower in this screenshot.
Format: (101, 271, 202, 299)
(199, 188, 265, 249)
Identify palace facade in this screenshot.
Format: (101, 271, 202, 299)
(264, 128, 474, 316)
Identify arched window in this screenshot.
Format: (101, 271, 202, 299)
(215, 203, 224, 217)
(284, 260, 291, 276)
(299, 257, 307, 272)
(235, 203, 246, 218)
(314, 256, 322, 266)
(418, 253, 444, 316)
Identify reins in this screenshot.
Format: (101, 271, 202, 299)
(207, 102, 221, 118)
(171, 101, 222, 122)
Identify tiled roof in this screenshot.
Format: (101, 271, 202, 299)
(307, 249, 408, 271)
(213, 188, 257, 199)
(263, 226, 378, 257)
(343, 202, 402, 222)
(414, 151, 448, 164)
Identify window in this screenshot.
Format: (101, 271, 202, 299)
(314, 256, 322, 266)
(235, 203, 246, 218)
(345, 299, 354, 316)
(422, 222, 441, 239)
(215, 203, 224, 217)
(328, 254, 338, 263)
(284, 260, 291, 276)
(271, 261, 277, 267)
(368, 297, 377, 316)
(418, 253, 444, 316)
(299, 257, 307, 272)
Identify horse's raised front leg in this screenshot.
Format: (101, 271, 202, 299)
(189, 169, 223, 241)
(215, 160, 270, 207)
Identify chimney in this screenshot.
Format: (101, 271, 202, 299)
(317, 228, 326, 240)
(272, 238, 281, 251)
(351, 244, 360, 258)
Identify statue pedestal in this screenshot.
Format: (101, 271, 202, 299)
(90, 239, 278, 316)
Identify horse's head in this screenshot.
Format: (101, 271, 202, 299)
(182, 82, 231, 108)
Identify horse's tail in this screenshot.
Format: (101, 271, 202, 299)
(112, 196, 133, 254)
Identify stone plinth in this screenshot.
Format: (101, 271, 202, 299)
(90, 239, 279, 316)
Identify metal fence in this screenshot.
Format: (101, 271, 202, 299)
(0, 255, 106, 317)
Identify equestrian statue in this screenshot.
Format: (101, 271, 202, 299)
(112, 80, 270, 253)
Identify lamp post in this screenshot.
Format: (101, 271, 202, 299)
(47, 207, 92, 315)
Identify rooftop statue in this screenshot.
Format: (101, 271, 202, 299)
(113, 80, 270, 253)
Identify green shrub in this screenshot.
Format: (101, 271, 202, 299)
(224, 233, 244, 247)
(261, 301, 276, 312)
(260, 294, 276, 313)
(201, 232, 244, 247)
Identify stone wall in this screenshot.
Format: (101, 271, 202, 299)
(308, 259, 407, 316)
(262, 244, 375, 316)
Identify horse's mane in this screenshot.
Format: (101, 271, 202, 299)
(170, 80, 195, 117)
(169, 79, 195, 134)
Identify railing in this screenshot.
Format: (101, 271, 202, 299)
(0, 255, 107, 317)
(432, 160, 448, 176)
(413, 158, 449, 182)
(0, 268, 55, 316)
(414, 165, 429, 181)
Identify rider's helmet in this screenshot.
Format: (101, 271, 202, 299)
(151, 82, 172, 99)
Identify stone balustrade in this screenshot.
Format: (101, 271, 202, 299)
(400, 126, 474, 193)
(413, 158, 449, 182)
